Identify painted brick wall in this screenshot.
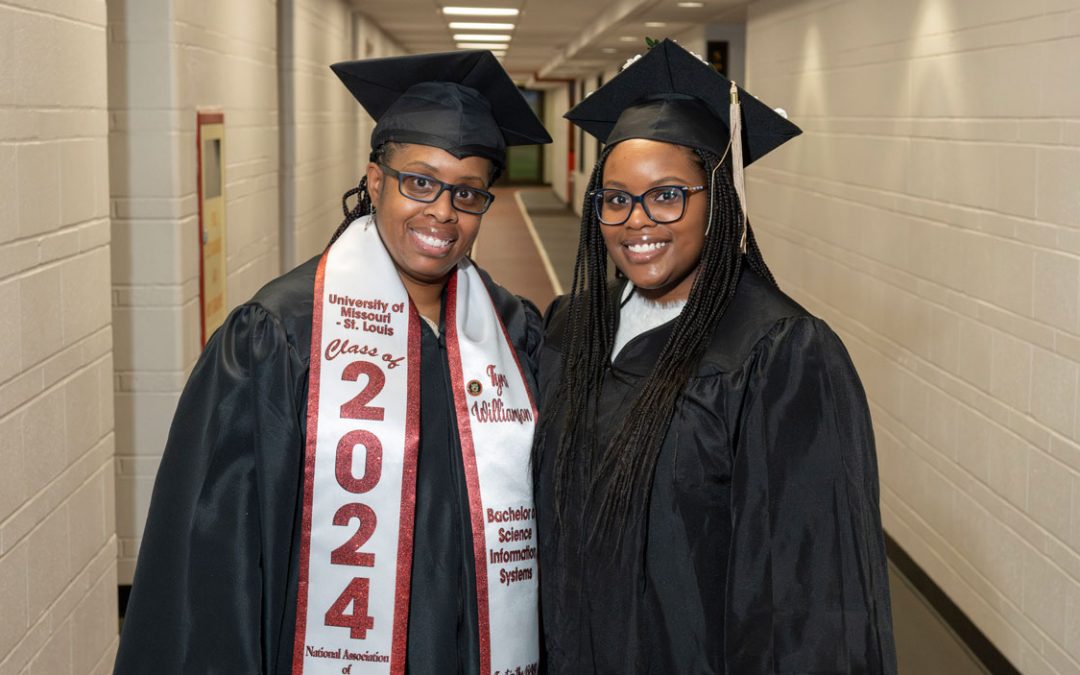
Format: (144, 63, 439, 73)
(107, 0, 281, 585)
(745, 0, 1080, 671)
(108, 0, 406, 588)
(0, 1, 119, 672)
(280, 0, 359, 266)
(544, 84, 571, 204)
(351, 11, 408, 176)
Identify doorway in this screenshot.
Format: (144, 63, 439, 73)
(501, 88, 545, 185)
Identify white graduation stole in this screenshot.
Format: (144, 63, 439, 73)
(292, 216, 539, 675)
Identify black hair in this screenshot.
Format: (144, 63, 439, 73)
(329, 143, 398, 246)
(540, 142, 776, 546)
(329, 142, 504, 247)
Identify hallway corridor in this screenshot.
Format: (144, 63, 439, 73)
(3, 0, 1080, 672)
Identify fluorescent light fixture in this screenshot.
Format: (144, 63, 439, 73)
(442, 6, 520, 16)
(677, 1, 704, 6)
(448, 21, 515, 29)
(453, 33, 511, 41)
(601, 47, 616, 53)
(457, 42, 513, 50)
(618, 36, 639, 42)
(644, 21, 667, 27)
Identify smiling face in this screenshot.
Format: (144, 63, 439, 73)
(599, 138, 709, 304)
(366, 143, 494, 290)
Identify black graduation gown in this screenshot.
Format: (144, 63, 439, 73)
(114, 256, 543, 675)
(536, 268, 897, 674)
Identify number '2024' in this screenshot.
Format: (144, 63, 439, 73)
(325, 360, 385, 639)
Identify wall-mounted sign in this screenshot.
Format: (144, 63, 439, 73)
(197, 112, 226, 346)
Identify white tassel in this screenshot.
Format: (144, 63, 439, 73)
(729, 81, 748, 253)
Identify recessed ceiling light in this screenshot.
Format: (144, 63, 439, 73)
(645, 21, 667, 27)
(677, 1, 704, 6)
(448, 21, 515, 30)
(442, 6, 519, 16)
(453, 33, 512, 41)
(618, 36, 638, 42)
(456, 42, 512, 50)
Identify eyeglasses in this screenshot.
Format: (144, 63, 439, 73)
(378, 163, 495, 215)
(590, 185, 707, 225)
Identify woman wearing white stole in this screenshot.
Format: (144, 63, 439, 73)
(116, 50, 550, 675)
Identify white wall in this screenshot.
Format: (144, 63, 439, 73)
(177, 0, 283, 308)
(352, 13, 408, 168)
(108, 0, 281, 584)
(0, 0, 119, 672)
(110, 0, 406, 586)
(668, 23, 706, 61)
(545, 83, 572, 203)
(746, 0, 1080, 671)
(280, 0, 376, 265)
(706, 22, 746, 86)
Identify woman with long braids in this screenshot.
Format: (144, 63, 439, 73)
(117, 51, 551, 674)
(536, 40, 896, 673)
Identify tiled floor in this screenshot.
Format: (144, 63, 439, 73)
(513, 188, 582, 295)
(472, 187, 558, 311)
(508, 187, 993, 675)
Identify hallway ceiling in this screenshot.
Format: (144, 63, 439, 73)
(352, 0, 747, 81)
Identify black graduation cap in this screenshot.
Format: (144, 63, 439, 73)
(331, 50, 551, 166)
(565, 39, 800, 164)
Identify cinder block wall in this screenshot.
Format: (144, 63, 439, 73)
(0, 1, 119, 672)
(108, 0, 406, 586)
(280, 0, 360, 265)
(108, 0, 281, 584)
(544, 84, 570, 203)
(350, 12, 407, 194)
(745, 0, 1080, 671)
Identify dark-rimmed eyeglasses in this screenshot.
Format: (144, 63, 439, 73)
(379, 163, 495, 215)
(590, 185, 707, 225)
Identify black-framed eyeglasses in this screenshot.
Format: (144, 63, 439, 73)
(379, 163, 495, 215)
(590, 185, 707, 225)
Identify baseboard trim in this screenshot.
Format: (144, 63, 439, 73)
(885, 533, 1021, 675)
(118, 584, 131, 619)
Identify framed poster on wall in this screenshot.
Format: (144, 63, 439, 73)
(197, 112, 226, 346)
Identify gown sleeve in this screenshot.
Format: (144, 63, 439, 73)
(521, 295, 545, 374)
(114, 302, 307, 674)
(725, 317, 897, 675)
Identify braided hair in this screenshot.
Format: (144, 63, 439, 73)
(329, 143, 399, 246)
(540, 143, 776, 546)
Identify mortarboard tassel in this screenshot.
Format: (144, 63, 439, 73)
(729, 81, 748, 253)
